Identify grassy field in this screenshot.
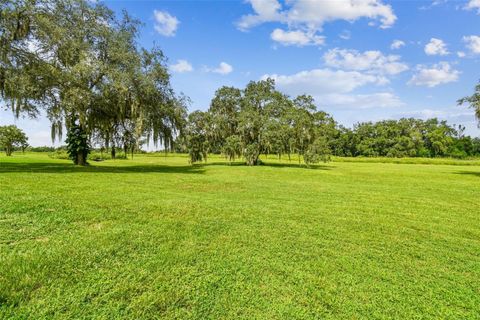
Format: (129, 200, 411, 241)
(1, 153, 479, 319)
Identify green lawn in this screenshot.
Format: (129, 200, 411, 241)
(1, 153, 479, 319)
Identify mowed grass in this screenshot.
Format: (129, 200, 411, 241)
(1, 153, 479, 319)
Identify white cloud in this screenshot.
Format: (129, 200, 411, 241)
(170, 59, 193, 73)
(390, 40, 405, 50)
(408, 62, 460, 87)
(424, 38, 449, 56)
(463, 35, 480, 54)
(320, 92, 404, 108)
(465, 0, 480, 13)
(270, 28, 325, 46)
(237, 0, 283, 30)
(457, 51, 466, 58)
(237, 0, 397, 42)
(263, 68, 387, 96)
(419, 0, 447, 10)
(323, 48, 409, 75)
(403, 109, 473, 119)
(205, 62, 233, 75)
(153, 10, 179, 37)
(262, 68, 403, 109)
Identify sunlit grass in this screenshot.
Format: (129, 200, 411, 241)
(1, 153, 479, 319)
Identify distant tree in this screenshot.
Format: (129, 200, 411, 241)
(209, 86, 241, 151)
(199, 79, 335, 166)
(0, 125, 28, 156)
(289, 95, 315, 162)
(303, 136, 331, 166)
(184, 111, 210, 164)
(472, 138, 480, 155)
(237, 79, 277, 165)
(423, 119, 455, 157)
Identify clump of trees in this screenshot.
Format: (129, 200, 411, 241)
(1, 0, 186, 165)
(178, 79, 480, 163)
(332, 119, 480, 158)
(0, 125, 28, 156)
(179, 79, 334, 166)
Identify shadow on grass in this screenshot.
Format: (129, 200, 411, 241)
(201, 161, 333, 170)
(0, 160, 332, 173)
(0, 161, 206, 174)
(454, 171, 480, 178)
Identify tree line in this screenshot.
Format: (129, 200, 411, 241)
(174, 79, 480, 165)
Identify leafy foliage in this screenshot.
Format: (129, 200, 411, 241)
(334, 118, 475, 158)
(65, 120, 90, 165)
(0, 125, 28, 156)
(304, 137, 331, 165)
(182, 79, 333, 166)
(222, 135, 242, 163)
(458, 82, 480, 126)
(184, 111, 210, 164)
(1, 0, 187, 165)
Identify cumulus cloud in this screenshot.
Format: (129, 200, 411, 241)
(408, 62, 460, 87)
(320, 92, 404, 109)
(323, 48, 409, 75)
(457, 51, 466, 58)
(463, 35, 480, 54)
(205, 62, 233, 75)
(170, 59, 193, 73)
(262, 68, 387, 96)
(237, 0, 283, 30)
(465, 0, 480, 13)
(424, 38, 449, 56)
(153, 10, 179, 37)
(262, 68, 402, 109)
(270, 28, 325, 46)
(390, 40, 405, 50)
(237, 0, 396, 45)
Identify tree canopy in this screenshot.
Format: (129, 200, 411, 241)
(1, 0, 187, 165)
(0, 125, 28, 156)
(179, 79, 333, 166)
(458, 82, 480, 127)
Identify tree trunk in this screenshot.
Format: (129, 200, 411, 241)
(77, 152, 87, 166)
(5, 146, 12, 156)
(111, 145, 116, 159)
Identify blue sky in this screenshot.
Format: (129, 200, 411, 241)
(2, 0, 480, 146)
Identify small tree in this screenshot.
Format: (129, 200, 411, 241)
(65, 120, 90, 165)
(184, 111, 210, 164)
(0, 125, 28, 156)
(303, 137, 331, 166)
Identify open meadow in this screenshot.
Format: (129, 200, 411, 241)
(1, 153, 479, 319)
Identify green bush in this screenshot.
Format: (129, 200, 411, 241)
(48, 150, 70, 159)
(88, 151, 127, 161)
